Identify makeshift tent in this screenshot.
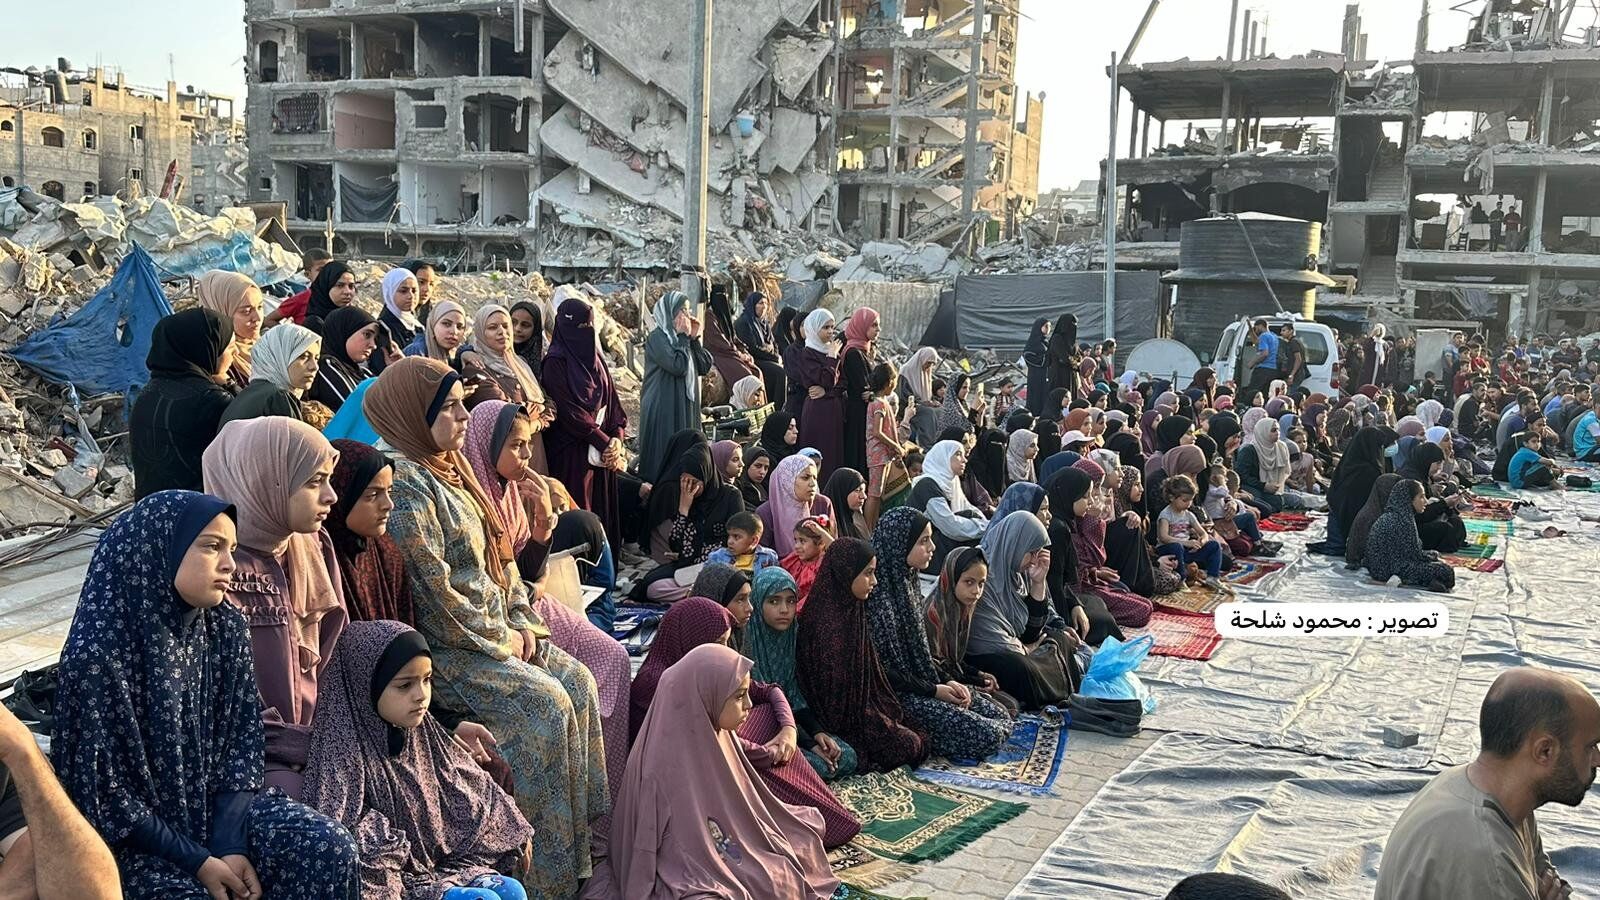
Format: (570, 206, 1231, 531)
(939, 271, 1163, 353)
(3, 244, 174, 408)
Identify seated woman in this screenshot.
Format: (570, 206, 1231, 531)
(404, 301, 468, 366)
(926, 547, 1020, 715)
(757, 454, 836, 557)
(736, 445, 775, 509)
(823, 468, 869, 540)
(1395, 437, 1468, 553)
(639, 440, 746, 603)
(1344, 473, 1402, 571)
(627, 597, 859, 848)
(1090, 452, 1158, 598)
(965, 511, 1080, 709)
(460, 304, 548, 411)
(302, 621, 532, 900)
(867, 509, 1013, 761)
(796, 539, 929, 772)
(223, 322, 321, 426)
(201, 417, 348, 800)
(53, 491, 358, 898)
(612, 644, 839, 899)
(1363, 479, 1456, 593)
(1234, 416, 1317, 516)
(131, 308, 235, 498)
(461, 401, 633, 810)
(745, 568, 859, 782)
(907, 440, 989, 569)
(196, 269, 261, 392)
(307, 307, 378, 412)
(1053, 465, 1154, 630)
(364, 358, 606, 899)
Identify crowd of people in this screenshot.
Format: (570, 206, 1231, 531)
(6, 258, 1597, 900)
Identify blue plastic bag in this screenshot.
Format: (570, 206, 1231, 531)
(1078, 634, 1157, 713)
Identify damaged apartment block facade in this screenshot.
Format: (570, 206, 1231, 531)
(244, 0, 1040, 273)
(1107, 0, 1600, 338)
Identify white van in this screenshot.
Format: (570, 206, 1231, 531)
(1211, 314, 1342, 398)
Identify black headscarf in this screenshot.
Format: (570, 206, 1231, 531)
(774, 307, 801, 355)
(305, 260, 353, 325)
(823, 467, 868, 539)
(1154, 415, 1193, 453)
(707, 285, 739, 343)
(509, 301, 545, 367)
(1328, 425, 1399, 531)
(1207, 412, 1243, 454)
(736, 292, 775, 353)
(1024, 317, 1050, 360)
(1049, 314, 1078, 360)
(736, 445, 775, 508)
(1036, 421, 1062, 459)
(647, 442, 743, 535)
(320, 306, 377, 368)
(759, 411, 798, 457)
(148, 308, 232, 381)
(1043, 467, 1091, 598)
(968, 428, 1008, 498)
(1397, 439, 1445, 485)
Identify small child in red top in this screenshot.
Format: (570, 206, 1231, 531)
(780, 516, 833, 610)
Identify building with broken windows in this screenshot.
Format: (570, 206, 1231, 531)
(0, 64, 207, 205)
(1106, 0, 1600, 338)
(243, 0, 1040, 273)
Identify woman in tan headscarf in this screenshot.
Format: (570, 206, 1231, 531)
(201, 416, 348, 799)
(196, 269, 262, 391)
(364, 357, 608, 899)
(460, 303, 553, 473)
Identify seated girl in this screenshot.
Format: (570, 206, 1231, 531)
(1049, 467, 1154, 630)
(780, 517, 833, 607)
(867, 509, 1014, 760)
(54, 491, 358, 899)
(925, 548, 1021, 714)
(796, 539, 930, 771)
(627, 598, 860, 847)
(303, 621, 532, 900)
(611, 644, 839, 899)
(1155, 475, 1226, 590)
(745, 568, 859, 782)
(1363, 479, 1456, 593)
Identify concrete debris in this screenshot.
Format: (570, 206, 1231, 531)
(832, 240, 966, 283)
(972, 239, 1095, 274)
(1347, 65, 1417, 110)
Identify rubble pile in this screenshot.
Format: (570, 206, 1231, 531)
(972, 239, 1095, 274)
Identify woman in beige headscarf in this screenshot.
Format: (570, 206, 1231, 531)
(196, 269, 262, 391)
(201, 416, 347, 799)
(365, 356, 608, 899)
(461, 303, 553, 472)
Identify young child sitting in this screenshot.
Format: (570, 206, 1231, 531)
(780, 516, 833, 608)
(1202, 464, 1254, 558)
(1508, 430, 1556, 488)
(707, 511, 782, 577)
(1155, 474, 1226, 590)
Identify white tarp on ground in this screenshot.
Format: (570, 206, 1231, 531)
(1010, 482, 1600, 898)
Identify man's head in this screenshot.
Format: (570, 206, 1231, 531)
(1251, 318, 1268, 336)
(1165, 874, 1290, 900)
(1479, 667, 1600, 808)
(1281, 321, 1295, 338)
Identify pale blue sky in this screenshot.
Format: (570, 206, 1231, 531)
(7, 0, 1488, 189)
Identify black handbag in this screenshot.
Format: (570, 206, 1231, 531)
(3, 664, 58, 736)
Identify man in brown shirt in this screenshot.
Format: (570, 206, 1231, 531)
(1376, 668, 1599, 900)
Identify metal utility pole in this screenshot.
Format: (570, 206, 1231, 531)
(960, 0, 988, 248)
(680, 0, 714, 312)
(1104, 50, 1118, 340)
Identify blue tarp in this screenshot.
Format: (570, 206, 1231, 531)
(2, 244, 174, 407)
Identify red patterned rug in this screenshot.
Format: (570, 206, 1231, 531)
(1126, 610, 1224, 661)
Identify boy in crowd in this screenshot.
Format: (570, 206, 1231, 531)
(706, 511, 780, 578)
(262, 248, 333, 328)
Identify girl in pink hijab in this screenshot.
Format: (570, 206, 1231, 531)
(610, 643, 838, 900)
(756, 455, 835, 557)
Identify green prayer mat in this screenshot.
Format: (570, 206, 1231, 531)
(1464, 518, 1513, 536)
(830, 767, 1027, 864)
(1470, 483, 1515, 499)
(1450, 541, 1498, 560)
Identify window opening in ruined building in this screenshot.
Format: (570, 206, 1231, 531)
(42, 181, 64, 201)
(414, 105, 446, 129)
(273, 94, 325, 134)
(259, 41, 280, 83)
(41, 127, 65, 148)
(129, 124, 144, 141)
(82, 89, 92, 106)
(84, 182, 97, 198)
(129, 168, 143, 183)
(195, 194, 207, 208)
(306, 30, 347, 80)
(83, 129, 96, 150)
(259, 176, 272, 191)
(1, 177, 13, 188)
(0, 121, 11, 134)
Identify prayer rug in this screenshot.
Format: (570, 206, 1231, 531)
(828, 843, 917, 890)
(1465, 518, 1513, 537)
(1450, 539, 1497, 560)
(1469, 482, 1515, 499)
(915, 713, 1069, 797)
(831, 768, 1027, 864)
(1258, 512, 1314, 532)
(1461, 496, 1517, 520)
(1441, 555, 1505, 573)
(1224, 560, 1286, 586)
(1125, 610, 1224, 661)
(1153, 583, 1231, 617)
(833, 883, 924, 900)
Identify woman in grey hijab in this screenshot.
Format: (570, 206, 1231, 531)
(964, 511, 1080, 709)
(639, 290, 714, 482)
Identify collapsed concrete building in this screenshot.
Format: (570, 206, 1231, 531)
(242, 0, 1042, 273)
(1, 63, 238, 206)
(1105, 0, 1600, 338)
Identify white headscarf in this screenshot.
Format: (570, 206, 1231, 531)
(470, 304, 543, 404)
(899, 346, 938, 404)
(1253, 416, 1291, 490)
(916, 439, 975, 515)
(1006, 429, 1037, 483)
(250, 323, 320, 395)
(381, 267, 420, 332)
(732, 375, 765, 410)
(1416, 398, 1444, 429)
(801, 309, 837, 357)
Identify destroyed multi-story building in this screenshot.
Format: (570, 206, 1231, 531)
(1, 63, 210, 203)
(1105, 0, 1600, 337)
(189, 93, 249, 215)
(837, 0, 1042, 244)
(242, 0, 1042, 272)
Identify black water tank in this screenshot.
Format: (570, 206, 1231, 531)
(1162, 213, 1335, 358)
